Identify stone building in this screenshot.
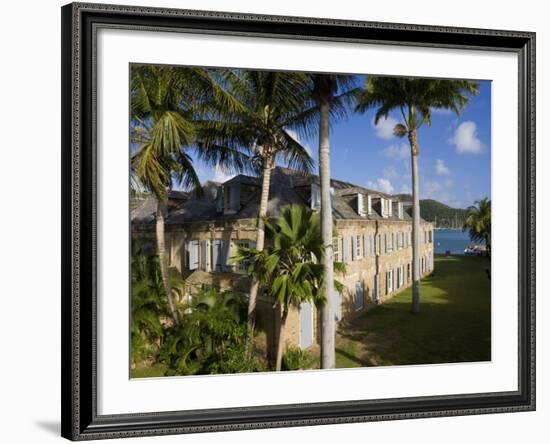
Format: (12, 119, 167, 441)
(132, 167, 434, 353)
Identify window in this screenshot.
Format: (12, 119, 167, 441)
(386, 270, 394, 294)
(373, 274, 379, 303)
(357, 193, 366, 217)
(429, 230, 433, 243)
(333, 237, 340, 262)
(351, 236, 357, 261)
(224, 183, 241, 213)
(401, 231, 405, 249)
(200, 240, 209, 271)
(356, 234, 362, 258)
(236, 240, 256, 273)
(363, 233, 369, 257)
(212, 240, 231, 272)
(407, 263, 411, 281)
(391, 232, 395, 251)
(367, 194, 373, 215)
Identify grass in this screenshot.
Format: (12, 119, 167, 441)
(131, 363, 168, 379)
(335, 255, 491, 368)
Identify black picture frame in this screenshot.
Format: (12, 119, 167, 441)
(61, 2, 536, 440)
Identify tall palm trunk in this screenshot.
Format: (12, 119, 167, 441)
(275, 307, 289, 371)
(247, 152, 274, 338)
(156, 200, 180, 324)
(409, 130, 421, 313)
(319, 98, 335, 369)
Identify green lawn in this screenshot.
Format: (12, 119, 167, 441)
(335, 255, 491, 368)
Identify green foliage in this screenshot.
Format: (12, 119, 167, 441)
(130, 241, 168, 364)
(282, 346, 309, 371)
(463, 198, 491, 254)
(233, 205, 344, 312)
(356, 77, 479, 130)
(159, 287, 264, 376)
(197, 69, 315, 173)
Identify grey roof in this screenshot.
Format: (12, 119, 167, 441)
(164, 166, 422, 225)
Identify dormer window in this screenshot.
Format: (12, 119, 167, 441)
(224, 183, 241, 214)
(388, 199, 393, 217)
(367, 194, 373, 215)
(357, 193, 366, 217)
(215, 186, 224, 213)
(381, 198, 390, 218)
(311, 183, 321, 210)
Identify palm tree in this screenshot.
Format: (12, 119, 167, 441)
(130, 65, 250, 325)
(198, 70, 316, 340)
(310, 74, 358, 369)
(463, 198, 491, 256)
(233, 205, 344, 371)
(356, 77, 479, 313)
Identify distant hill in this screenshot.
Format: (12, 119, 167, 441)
(393, 194, 468, 228)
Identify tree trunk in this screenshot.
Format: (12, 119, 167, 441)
(409, 130, 421, 313)
(247, 154, 273, 339)
(275, 307, 289, 371)
(156, 200, 180, 325)
(319, 98, 335, 369)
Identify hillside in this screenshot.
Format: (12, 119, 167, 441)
(393, 194, 468, 228)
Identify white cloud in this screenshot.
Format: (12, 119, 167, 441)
(285, 128, 313, 156)
(373, 116, 399, 140)
(435, 159, 450, 176)
(367, 178, 394, 194)
(449, 121, 484, 154)
(382, 143, 409, 160)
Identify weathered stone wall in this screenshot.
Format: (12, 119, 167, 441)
(132, 216, 434, 351)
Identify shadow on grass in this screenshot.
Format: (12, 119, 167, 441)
(336, 255, 491, 368)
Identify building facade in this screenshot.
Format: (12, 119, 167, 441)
(132, 167, 434, 352)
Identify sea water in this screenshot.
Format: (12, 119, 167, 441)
(433, 229, 472, 255)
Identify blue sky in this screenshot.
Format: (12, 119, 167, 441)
(190, 77, 491, 209)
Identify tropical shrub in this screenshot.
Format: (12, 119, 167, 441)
(282, 346, 309, 371)
(160, 287, 264, 375)
(130, 241, 168, 365)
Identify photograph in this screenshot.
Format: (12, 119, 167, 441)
(129, 65, 492, 377)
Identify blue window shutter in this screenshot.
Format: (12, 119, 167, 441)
(189, 240, 199, 270)
(343, 237, 349, 263)
(221, 240, 230, 271)
(351, 236, 357, 261)
(201, 240, 208, 271)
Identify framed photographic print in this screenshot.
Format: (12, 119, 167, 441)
(61, 2, 536, 440)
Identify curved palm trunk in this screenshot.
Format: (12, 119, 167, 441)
(247, 155, 273, 339)
(156, 200, 180, 325)
(409, 131, 421, 313)
(275, 307, 289, 371)
(319, 99, 335, 369)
